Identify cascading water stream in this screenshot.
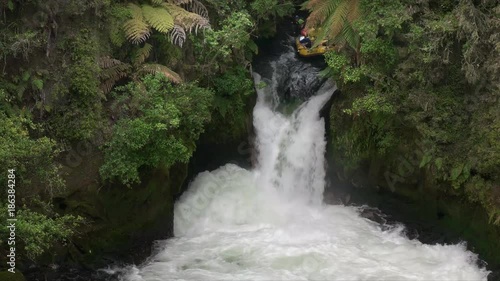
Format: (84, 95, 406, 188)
(119, 49, 489, 281)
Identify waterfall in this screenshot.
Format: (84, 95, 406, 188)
(119, 50, 489, 281)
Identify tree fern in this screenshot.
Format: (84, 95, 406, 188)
(99, 56, 123, 70)
(182, 0, 209, 19)
(142, 4, 175, 33)
(337, 20, 360, 49)
(164, 3, 209, 34)
(149, 0, 165, 5)
(133, 43, 153, 67)
(138, 63, 182, 83)
(123, 3, 151, 44)
(303, 0, 360, 47)
(99, 57, 132, 93)
(304, 0, 342, 26)
(123, 1, 209, 46)
(98, 56, 182, 92)
(166, 0, 192, 4)
(169, 25, 187, 47)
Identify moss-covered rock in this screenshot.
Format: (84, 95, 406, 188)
(40, 149, 188, 268)
(0, 271, 26, 281)
(325, 89, 500, 273)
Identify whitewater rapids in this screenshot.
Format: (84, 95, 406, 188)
(120, 52, 489, 281)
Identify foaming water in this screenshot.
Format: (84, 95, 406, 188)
(120, 51, 489, 281)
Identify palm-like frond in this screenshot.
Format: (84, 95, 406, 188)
(142, 4, 175, 33)
(163, 3, 210, 34)
(133, 43, 153, 67)
(337, 20, 360, 49)
(304, 0, 360, 48)
(166, 0, 191, 4)
(149, 0, 164, 5)
(123, 3, 151, 44)
(182, 0, 209, 19)
(99, 57, 132, 93)
(304, 0, 343, 27)
(138, 63, 182, 83)
(99, 56, 123, 69)
(169, 25, 187, 47)
(123, 0, 209, 45)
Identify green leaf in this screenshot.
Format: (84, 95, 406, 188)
(419, 153, 432, 168)
(32, 79, 44, 90)
(450, 163, 464, 181)
(142, 5, 174, 33)
(246, 40, 258, 54)
(22, 71, 30, 82)
(462, 163, 471, 181)
(434, 158, 443, 170)
(7, 0, 14, 11)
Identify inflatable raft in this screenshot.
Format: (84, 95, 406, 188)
(295, 38, 329, 57)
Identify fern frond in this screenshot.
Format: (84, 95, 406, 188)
(124, 18, 151, 44)
(149, 0, 165, 5)
(169, 25, 186, 47)
(163, 3, 210, 34)
(304, 0, 343, 27)
(99, 57, 131, 93)
(133, 43, 153, 67)
(347, 0, 360, 22)
(338, 20, 360, 49)
(124, 4, 151, 44)
(306, 0, 361, 48)
(138, 63, 182, 83)
(182, 0, 209, 19)
(128, 3, 144, 19)
(142, 4, 175, 34)
(166, 0, 191, 4)
(324, 0, 350, 39)
(98, 56, 123, 69)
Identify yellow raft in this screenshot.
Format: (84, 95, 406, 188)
(295, 38, 329, 57)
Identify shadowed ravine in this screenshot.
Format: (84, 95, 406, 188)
(114, 47, 489, 281)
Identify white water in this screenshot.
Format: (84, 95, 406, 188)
(121, 53, 489, 281)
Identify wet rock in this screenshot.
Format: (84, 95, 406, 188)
(359, 207, 387, 225)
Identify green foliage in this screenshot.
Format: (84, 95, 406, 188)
(121, 1, 209, 46)
(203, 0, 247, 18)
(465, 176, 500, 224)
(203, 11, 254, 60)
(67, 32, 101, 98)
(0, 112, 64, 196)
(344, 89, 395, 116)
(326, 0, 500, 224)
(250, 0, 294, 21)
(204, 66, 254, 142)
(302, 0, 361, 49)
(8, 31, 45, 60)
(100, 74, 213, 185)
(142, 4, 174, 33)
(188, 10, 257, 80)
(49, 29, 104, 141)
(108, 5, 130, 47)
(0, 202, 83, 260)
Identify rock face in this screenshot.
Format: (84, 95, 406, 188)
(23, 149, 188, 279)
